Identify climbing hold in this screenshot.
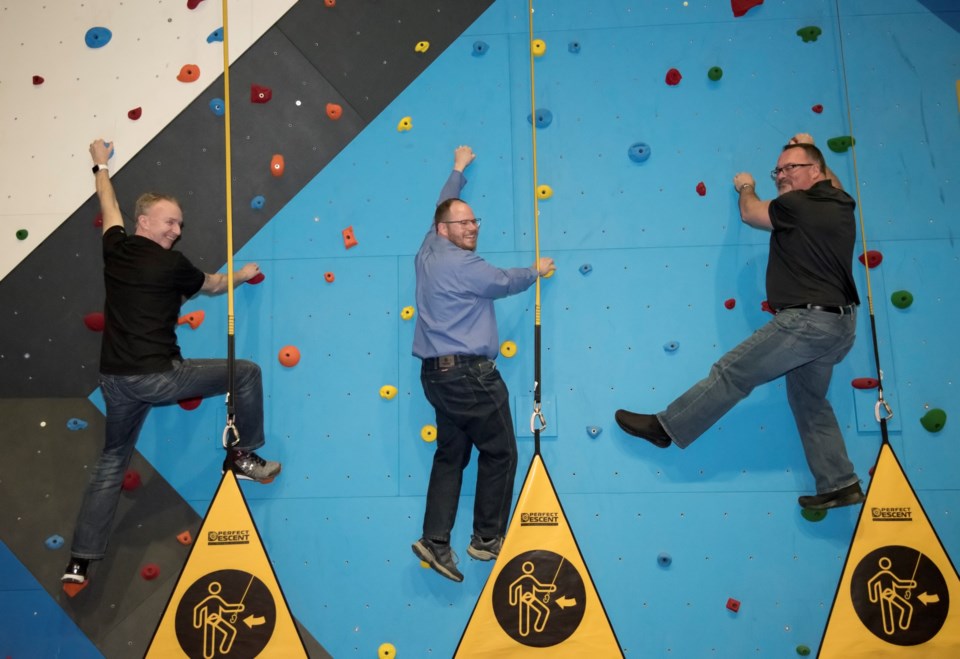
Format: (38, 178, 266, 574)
(536, 184, 553, 200)
(127, 106, 142, 120)
(628, 142, 651, 163)
(726, 598, 741, 613)
(187, 0, 205, 9)
(209, 98, 225, 116)
(796, 26, 823, 43)
(177, 530, 193, 546)
(178, 397, 202, 411)
(812, 104, 824, 114)
(851, 377, 879, 390)
(579, 264, 592, 275)
(251, 84, 272, 103)
(420, 425, 437, 443)
(920, 408, 947, 433)
(696, 181, 707, 196)
(270, 154, 285, 177)
(247, 272, 265, 285)
(890, 290, 913, 309)
(84, 27, 112, 49)
(731, 0, 764, 18)
(707, 66, 723, 81)
(250, 195, 265, 210)
(378, 642, 397, 659)
(279, 346, 301, 368)
(324, 272, 335, 283)
(140, 563, 160, 581)
(531, 39, 547, 57)
(858, 250, 882, 268)
(122, 469, 142, 491)
(665, 68, 682, 86)
(33, 75, 44, 85)
(761, 300, 775, 315)
(16, 229, 28, 240)
(663, 341, 679, 353)
(342, 226, 358, 249)
(83, 312, 105, 332)
(724, 298, 736, 310)
(527, 109, 553, 128)
(178, 310, 205, 330)
(380, 385, 398, 400)
(397, 116, 412, 132)
(500, 340, 518, 358)
(542, 268, 555, 279)
(657, 552, 672, 567)
(176, 64, 200, 83)
(568, 41, 581, 54)
(206, 28, 223, 43)
(325, 0, 336, 7)
(66, 418, 88, 431)
(586, 426, 602, 438)
(93, 213, 103, 227)
(472, 41, 489, 56)
(326, 103, 342, 120)
(400, 306, 415, 320)
(801, 508, 827, 522)
(796, 646, 811, 657)
(45, 534, 65, 550)
(826, 135, 855, 153)
(414, 41, 430, 53)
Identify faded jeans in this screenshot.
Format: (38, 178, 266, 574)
(658, 307, 859, 494)
(70, 358, 265, 559)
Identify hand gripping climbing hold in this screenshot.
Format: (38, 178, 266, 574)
(278, 346, 301, 367)
(500, 340, 518, 358)
(380, 385, 398, 400)
(890, 290, 913, 309)
(177, 64, 200, 83)
(247, 272, 265, 285)
(628, 142, 651, 163)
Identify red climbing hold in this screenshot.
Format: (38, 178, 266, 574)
(812, 104, 824, 114)
(696, 181, 707, 196)
(247, 272, 265, 285)
(724, 298, 736, 310)
(342, 226, 358, 249)
(178, 310, 205, 329)
(177, 530, 193, 545)
(858, 250, 883, 268)
(32, 75, 44, 85)
(128, 107, 142, 120)
(176, 64, 200, 83)
(665, 68, 682, 86)
(122, 469, 142, 491)
(251, 84, 272, 103)
(324, 272, 335, 283)
(140, 563, 160, 580)
(178, 397, 202, 411)
(726, 597, 741, 613)
(852, 377, 879, 390)
(326, 103, 343, 120)
(83, 312, 105, 332)
(731, 0, 763, 18)
(761, 300, 775, 315)
(93, 213, 103, 228)
(187, 0, 206, 9)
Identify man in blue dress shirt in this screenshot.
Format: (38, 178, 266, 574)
(411, 146, 555, 582)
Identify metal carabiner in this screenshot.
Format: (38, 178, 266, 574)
(874, 398, 894, 423)
(222, 416, 240, 449)
(530, 404, 547, 434)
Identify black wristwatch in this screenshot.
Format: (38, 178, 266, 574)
(92, 163, 108, 174)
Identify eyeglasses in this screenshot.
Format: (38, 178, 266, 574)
(770, 163, 813, 179)
(439, 218, 482, 227)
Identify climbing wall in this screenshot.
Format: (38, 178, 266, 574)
(2, 0, 960, 657)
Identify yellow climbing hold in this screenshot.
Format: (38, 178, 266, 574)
(536, 184, 553, 199)
(397, 116, 412, 132)
(380, 385, 398, 400)
(420, 424, 437, 442)
(414, 41, 430, 53)
(400, 305, 415, 320)
(500, 340, 517, 358)
(378, 643, 397, 659)
(531, 39, 546, 57)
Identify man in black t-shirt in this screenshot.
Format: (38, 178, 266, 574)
(616, 134, 864, 512)
(62, 139, 282, 586)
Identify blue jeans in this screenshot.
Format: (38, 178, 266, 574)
(658, 308, 859, 494)
(70, 359, 265, 559)
(420, 359, 518, 542)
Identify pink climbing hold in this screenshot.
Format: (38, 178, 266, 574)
(851, 377, 879, 390)
(731, 0, 763, 18)
(665, 68, 682, 86)
(83, 312, 105, 332)
(858, 250, 883, 268)
(251, 84, 272, 103)
(696, 181, 707, 196)
(724, 298, 736, 310)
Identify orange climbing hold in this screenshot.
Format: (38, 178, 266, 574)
(279, 346, 301, 367)
(342, 226, 358, 249)
(83, 312, 105, 332)
(63, 581, 89, 597)
(324, 272, 335, 283)
(178, 310, 205, 329)
(326, 103, 343, 120)
(270, 154, 285, 177)
(177, 530, 193, 546)
(176, 64, 200, 83)
(324, 0, 336, 6)
(858, 250, 883, 268)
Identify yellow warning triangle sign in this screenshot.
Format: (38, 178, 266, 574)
(455, 454, 623, 658)
(146, 471, 309, 658)
(819, 443, 960, 657)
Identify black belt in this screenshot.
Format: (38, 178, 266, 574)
(421, 354, 486, 370)
(777, 304, 856, 316)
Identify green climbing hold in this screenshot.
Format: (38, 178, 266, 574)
(16, 229, 28, 240)
(920, 408, 946, 433)
(891, 290, 914, 309)
(796, 26, 822, 43)
(796, 645, 811, 657)
(801, 508, 827, 522)
(827, 136, 856, 153)
(707, 66, 723, 81)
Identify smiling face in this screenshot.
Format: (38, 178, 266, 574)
(437, 200, 479, 252)
(774, 145, 824, 195)
(136, 198, 183, 249)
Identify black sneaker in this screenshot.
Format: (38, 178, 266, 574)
(412, 538, 463, 582)
(61, 557, 90, 584)
(615, 409, 672, 448)
(223, 449, 281, 483)
(467, 535, 502, 561)
(798, 482, 865, 510)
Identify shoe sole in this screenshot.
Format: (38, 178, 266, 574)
(800, 492, 865, 511)
(412, 541, 463, 582)
(466, 546, 498, 561)
(61, 575, 86, 584)
(223, 466, 281, 484)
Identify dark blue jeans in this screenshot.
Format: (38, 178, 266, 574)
(70, 358, 265, 559)
(420, 358, 518, 543)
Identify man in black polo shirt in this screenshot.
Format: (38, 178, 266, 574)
(616, 134, 864, 511)
(62, 139, 281, 585)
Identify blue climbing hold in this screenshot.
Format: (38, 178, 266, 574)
(66, 418, 88, 431)
(657, 552, 672, 567)
(472, 40, 489, 56)
(579, 263, 592, 275)
(663, 341, 679, 353)
(527, 109, 553, 128)
(85, 27, 112, 49)
(209, 98, 225, 116)
(629, 142, 651, 163)
(45, 534, 65, 550)
(586, 425, 602, 438)
(207, 27, 224, 43)
(568, 41, 581, 54)
(250, 195, 266, 210)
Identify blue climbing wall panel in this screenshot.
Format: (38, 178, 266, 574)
(75, 0, 959, 656)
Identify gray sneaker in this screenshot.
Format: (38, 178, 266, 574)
(467, 535, 502, 561)
(798, 482, 865, 510)
(412, 538, 463, 582)
(223, 449, 281, 483)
